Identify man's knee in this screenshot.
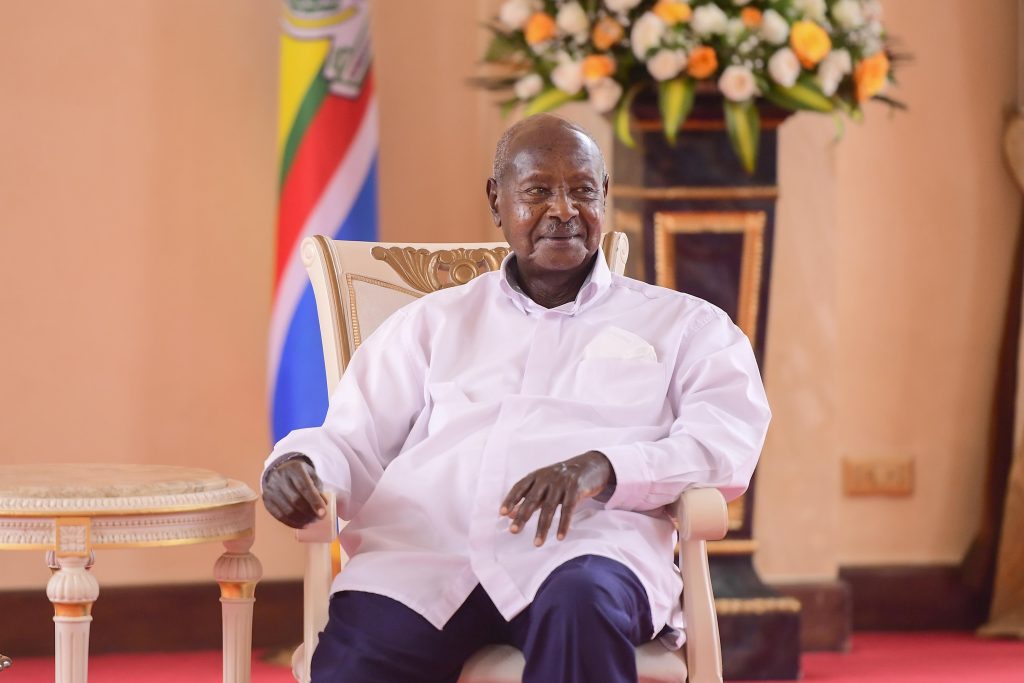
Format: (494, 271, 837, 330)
(531, 556, 649, 635)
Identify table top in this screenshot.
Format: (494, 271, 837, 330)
(0, 463, 257, 517)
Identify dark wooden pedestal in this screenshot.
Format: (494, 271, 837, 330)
(613, 94, 801, 680)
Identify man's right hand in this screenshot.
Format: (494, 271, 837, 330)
(262, 455, 327, 529)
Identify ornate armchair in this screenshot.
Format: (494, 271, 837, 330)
(288, 233, 729, 683)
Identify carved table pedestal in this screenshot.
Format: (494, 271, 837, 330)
(0, 464, 261, 683)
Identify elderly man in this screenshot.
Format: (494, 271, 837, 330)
(262, 114, 770, 683)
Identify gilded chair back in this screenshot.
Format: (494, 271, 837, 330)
(300, 232, 629, 391)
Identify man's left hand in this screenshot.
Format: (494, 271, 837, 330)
(500, 451, 616, 547)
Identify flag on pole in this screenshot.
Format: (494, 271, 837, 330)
(270, 0, 378, 441)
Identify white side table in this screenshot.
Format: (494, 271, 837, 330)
(0, 464, 262, 683)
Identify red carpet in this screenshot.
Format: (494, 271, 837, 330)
(3, 633, 1022, 681)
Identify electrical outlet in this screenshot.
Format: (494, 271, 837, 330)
(842, 458, 914, 497)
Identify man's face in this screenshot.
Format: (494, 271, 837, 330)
(488, 125, 608, 277)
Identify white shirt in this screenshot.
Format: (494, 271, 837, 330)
(264, 250, 771, 645)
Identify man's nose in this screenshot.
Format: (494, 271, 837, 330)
(547, 187, 579, 222)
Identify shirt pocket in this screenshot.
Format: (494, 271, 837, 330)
(571, 357, 667, 407)
(427, 381, 472, 435)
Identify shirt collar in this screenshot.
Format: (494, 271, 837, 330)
(498, 248, 612, 316)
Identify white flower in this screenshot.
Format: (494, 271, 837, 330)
(498, 0, 539, 31)
(514, 73, 544, 100)
(551, 55, 584, 95)
(768, 48, 800, 87)
(718, 64, 757, 102)
(604, 0, 642, 12)
(630, 12, 666, 59)
(816, 48, 851, 95)
(831, 0, 864, 29)
(760, 9, 790, 44)
(556, 2, 590, 39)
(692, 4, 728, 36)
(587, 77, 623, 113)
(794, 0, 827, 22)
(725, 18, 746, 43)
(647, 48, 687, 81)
(863, 0, 884, 21)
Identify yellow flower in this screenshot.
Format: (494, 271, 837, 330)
(524, 12, 556, 46)
(591, 16, 625, 51)
(740, 7, 762, 29)
(854, 51, 890, 101)
(582, 54, 616, 83)
(789, 20, 831, 68)
(687, 45, 718, 79)
(653, 1, 692, 25)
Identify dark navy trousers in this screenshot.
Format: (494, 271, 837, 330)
(310, 555, 655, 683)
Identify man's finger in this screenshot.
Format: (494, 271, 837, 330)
(556, 486, 579, 540)
(510, 485, 546, 533)
(534, 492, 560, 547)
(279, 476, 320, 522)
(501, 476, 534, 516)
(295, 466, 327, 517)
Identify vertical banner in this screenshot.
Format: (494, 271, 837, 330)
(269, 0, 378, 441)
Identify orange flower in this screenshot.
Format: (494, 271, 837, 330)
(854, 51, 890, 101)
(591, 16, 625, 51)
(582, 54, 616, 83)
(740, 7, 762, 28)
(653, 1, 692, 25)
(687, 45, 718, 79)
(524, 12, 556, 46)
(790, 20, 832, 68)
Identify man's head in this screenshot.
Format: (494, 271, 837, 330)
(487, 114, 609, 280)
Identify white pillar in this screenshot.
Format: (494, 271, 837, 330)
(47, 554, 99, 683)
(214, 534, 263, 683)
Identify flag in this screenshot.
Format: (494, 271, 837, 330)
(269, 0, 378, 441)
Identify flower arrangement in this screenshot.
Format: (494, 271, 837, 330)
(479, 0, 903, 172)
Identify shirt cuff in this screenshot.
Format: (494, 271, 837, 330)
(599, 444, 653, 511)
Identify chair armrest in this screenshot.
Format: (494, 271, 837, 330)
(673, 487, 729, 542)
(292, 491, 338, 683)
(294, 491, 339, 543)
(673, 488, 727, 683)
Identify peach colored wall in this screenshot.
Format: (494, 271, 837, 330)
(0, 0, 1018, 595)
(757, 0, 1021, 579)
(833, 1, 1020, 567)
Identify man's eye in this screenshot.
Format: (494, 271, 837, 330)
(575, 187, 598, 196)
(525, 187, 550, 196)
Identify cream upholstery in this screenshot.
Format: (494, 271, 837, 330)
(292, 233, 727, 683)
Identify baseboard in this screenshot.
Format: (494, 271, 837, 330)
(2, 566, 984, 658)
(0, 580, 303, 658)
(838, 564, 988, 631)
(770, 579, 851, 652)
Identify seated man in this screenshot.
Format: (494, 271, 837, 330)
(262, 114, 771, 683)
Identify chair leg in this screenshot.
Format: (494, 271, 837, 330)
(47, 553, 99, 683)
(215, 535, 263, 683)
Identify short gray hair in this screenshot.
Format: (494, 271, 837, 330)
(491, 114, 608, 184)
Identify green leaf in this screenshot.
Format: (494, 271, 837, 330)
(523, 88, 581, 116)
(658, 77, 695, 145)
(724, 100, 761, 175)
(484, 33, 521, 62)
(614, 84, 643, 149)
(832, 112, 846, 142)
(767, 76, 835, 112)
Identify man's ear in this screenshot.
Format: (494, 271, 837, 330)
(486, 177, 501, 227)
(602, 174, 610, 200)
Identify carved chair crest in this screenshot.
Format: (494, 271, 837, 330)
(370, 246, 511, 294)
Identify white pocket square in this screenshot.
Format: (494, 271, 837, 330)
(582, 326, 658, 362)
